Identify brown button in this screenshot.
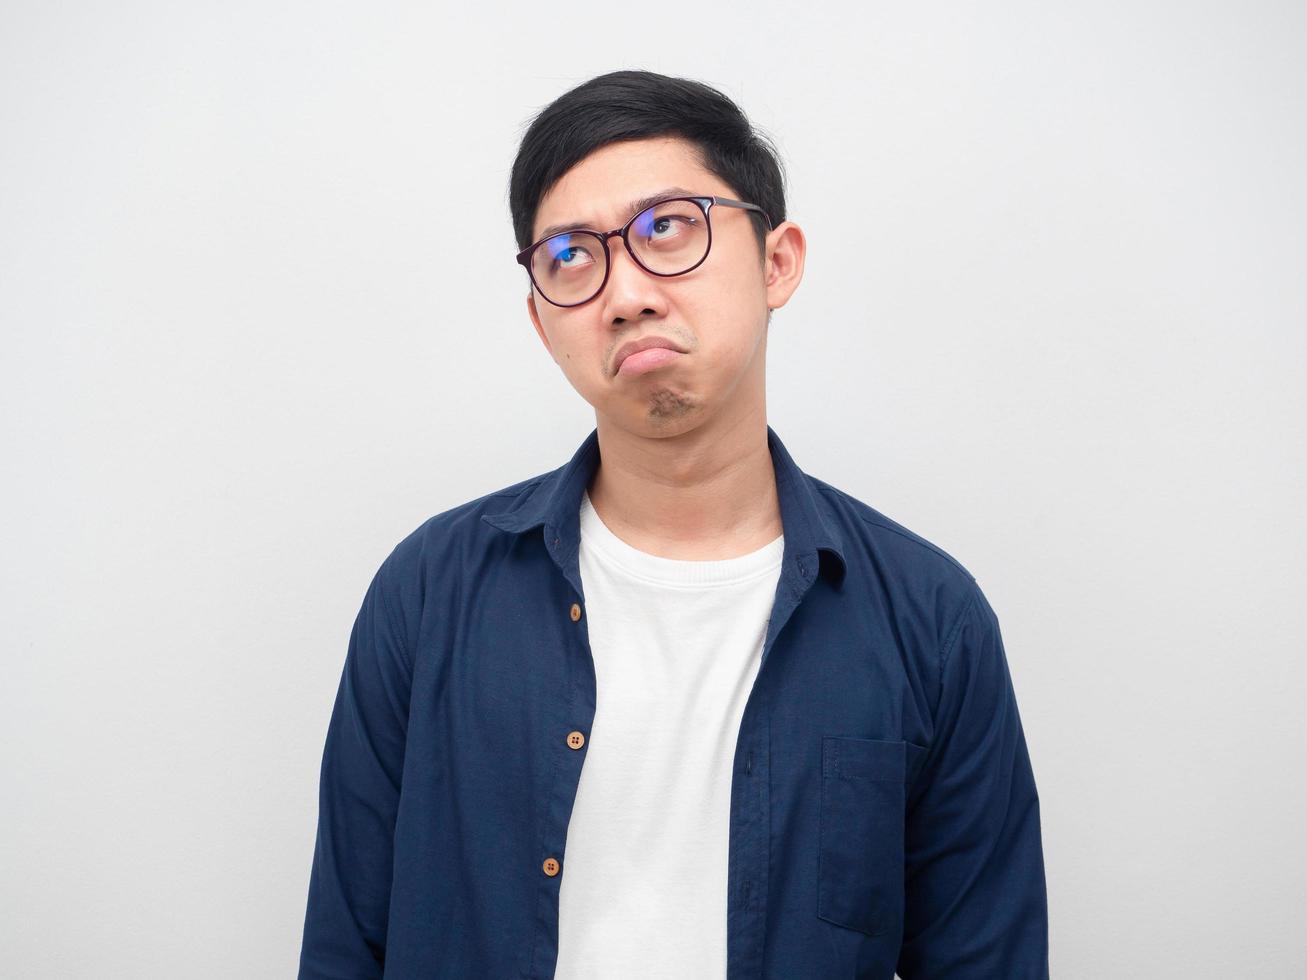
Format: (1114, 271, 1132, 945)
(566, 730, 585, 749)
(569, 602, 582, 622)
(543, 857, 560, 877)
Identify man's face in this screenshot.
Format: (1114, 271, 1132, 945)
(525, 135, 803, 437)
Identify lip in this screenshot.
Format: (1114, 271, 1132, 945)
(612, 335, 688, 376)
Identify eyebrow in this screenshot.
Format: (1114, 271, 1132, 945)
(536, 186, 700, 242)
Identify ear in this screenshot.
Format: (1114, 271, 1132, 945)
(526, 291, 555, 361)
(762, 221, 806, 312)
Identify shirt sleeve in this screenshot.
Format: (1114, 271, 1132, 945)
(298, 554, 414, 980)
(896, 583, 1050, 978)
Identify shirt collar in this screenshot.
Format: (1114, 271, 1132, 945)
(482, 425, 847, 584)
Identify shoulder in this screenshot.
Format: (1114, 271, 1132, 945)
(806, 474, 1004, 727)
(361, 469, 553, 620)
(384, 471, 549, 570)
(811, 474, 978, 589)
(808, 472, 988, 652)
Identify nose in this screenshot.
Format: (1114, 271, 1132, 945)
(599, 233, 666, 323)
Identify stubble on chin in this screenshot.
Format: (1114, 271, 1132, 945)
(646, 386, 696, 424)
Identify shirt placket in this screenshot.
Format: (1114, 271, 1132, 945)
(529, 521, 820, 980)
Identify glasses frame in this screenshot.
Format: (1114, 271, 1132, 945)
(515, 195, 774, 308)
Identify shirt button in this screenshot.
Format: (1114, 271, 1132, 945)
(569, 602, 582, 622)
(543, 857, 560, 877)
(567, 730, 586, 749)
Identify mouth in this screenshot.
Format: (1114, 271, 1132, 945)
(615, 347, 684, 377)
(612, 335, 688, 377)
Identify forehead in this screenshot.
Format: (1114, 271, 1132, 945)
(532, 136, 733, 242)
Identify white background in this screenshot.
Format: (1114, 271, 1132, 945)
(2, 2, 1304, 977)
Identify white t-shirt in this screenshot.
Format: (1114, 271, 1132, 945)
(554, 489, 784, 980)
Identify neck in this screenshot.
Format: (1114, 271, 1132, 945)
(588, 400, 782, 561)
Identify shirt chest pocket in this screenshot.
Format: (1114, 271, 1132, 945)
(817, 735, 910, 938)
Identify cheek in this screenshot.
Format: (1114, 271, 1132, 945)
(687, 266, 761, 322)
(552, 335, 605, 389)
(545, 321, 593, 367)
(685, 289, 762, 357)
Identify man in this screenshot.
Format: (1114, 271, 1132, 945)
(298, 69, 1049, 979)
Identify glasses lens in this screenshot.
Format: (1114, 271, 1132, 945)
(628, 199, 709, 274)
(531, 231, 606, 306)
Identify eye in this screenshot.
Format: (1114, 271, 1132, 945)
(650, 216, 689, 239)
(633, 204, 701, 247)
(544, 234, 596, 272)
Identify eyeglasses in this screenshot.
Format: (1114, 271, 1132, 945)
(515, 195, 773, 308)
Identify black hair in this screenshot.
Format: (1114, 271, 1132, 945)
(508, 70, 787, 261)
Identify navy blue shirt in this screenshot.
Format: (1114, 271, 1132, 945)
(298, 425, 1049, 979)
